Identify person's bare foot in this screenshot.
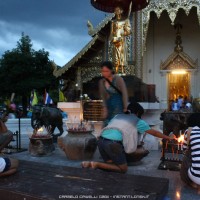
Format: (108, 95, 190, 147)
(81, 161, 91, 168)
(190, 182, 200, 194)
(191, 182, 198, 189)
(81, 161, 97, 169)
(196, 185, 200, 194)
(90, 161, 97, 169)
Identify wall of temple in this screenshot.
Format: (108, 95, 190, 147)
(143, 8, 200, 108)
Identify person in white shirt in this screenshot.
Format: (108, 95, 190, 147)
(82, 102, 176, 173)
(172, 99, 179, 111)
(177, 95, 183, 109)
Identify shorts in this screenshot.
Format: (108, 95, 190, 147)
(3, 158, 11, 172)
(98, 136, 127, 165)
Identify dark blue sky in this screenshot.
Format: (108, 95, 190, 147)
(0, 0, 106, 66)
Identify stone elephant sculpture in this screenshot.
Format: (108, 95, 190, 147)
(160, 110, 191, 137)
(31, 105, 63, 136)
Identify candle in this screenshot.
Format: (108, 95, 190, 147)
(172, 146, 174, 159)
(81, 120, 83, 128)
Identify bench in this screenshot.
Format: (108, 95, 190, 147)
(0, 160, 169, 200)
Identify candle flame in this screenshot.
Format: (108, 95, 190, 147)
(176, 191, 181, 199)
(38, 127, 43, 132)
(178, 135, 184, 143)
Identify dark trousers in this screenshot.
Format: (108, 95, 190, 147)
(180, 150, 192, 185)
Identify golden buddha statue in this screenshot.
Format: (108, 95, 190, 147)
(110, 4, 132, 74)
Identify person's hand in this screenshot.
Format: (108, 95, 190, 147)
(168, 133, 177, 141)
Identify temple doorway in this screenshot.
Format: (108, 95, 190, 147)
(168, 71, 190, 105)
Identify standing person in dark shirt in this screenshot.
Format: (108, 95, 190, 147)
(99, 61, 128, 126)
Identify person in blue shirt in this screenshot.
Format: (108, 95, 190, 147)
(82, 102, 176, 173)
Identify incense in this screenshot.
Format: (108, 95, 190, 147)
(172, 145, 174, 159)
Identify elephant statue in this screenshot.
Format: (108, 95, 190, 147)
(31, 105, 64, 136)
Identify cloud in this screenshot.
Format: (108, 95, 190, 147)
(32, 27, 91, 66)
(0, 0, 106, 66)
(0, 20, 92, 66)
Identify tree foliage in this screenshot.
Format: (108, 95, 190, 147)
(0, 33, 59, 115)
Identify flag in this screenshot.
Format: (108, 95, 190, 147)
(10, 93, 15, 102)
(44, 90, 53, 105)
(59, 89, 65, 102)
(30, 90, 38, 106)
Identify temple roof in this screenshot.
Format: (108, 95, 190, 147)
(88, 14, 114, 37)
(142, 0, 200, 51)
(160, 51, 198, 72)
(53, 15, 113, 78)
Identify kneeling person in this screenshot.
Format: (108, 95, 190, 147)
(82, 102, 176, 173)
(0, 115, 13, 152)
(0, 157, 19, 177)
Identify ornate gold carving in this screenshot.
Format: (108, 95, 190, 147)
(161, 53, 198, 71)
(142, 0, 200, 51)
(161, 23, 198, 71)
(168, 72, 190, 102)
(135, 11, 143, 79)
(80, 65, 101, 83)
(125, 64, 135, 75)
(53, 35, 99, 78)
(88, 49, 103, 63)
(110, 5, 132, 74)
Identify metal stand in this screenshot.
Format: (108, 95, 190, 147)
(6, 110, 26, 153)
(158, 139, 182, 171)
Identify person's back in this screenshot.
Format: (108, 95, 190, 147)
(183, 126, 200, 185)
(181, 113, 200, 191)
(103, 114, 139, 153)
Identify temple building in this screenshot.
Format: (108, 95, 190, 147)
(53, 0, 200, 110)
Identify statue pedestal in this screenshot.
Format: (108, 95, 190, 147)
(58, 130, 97, 160)
(57, 102, 81, 120)
(29, 137, 55, 156)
